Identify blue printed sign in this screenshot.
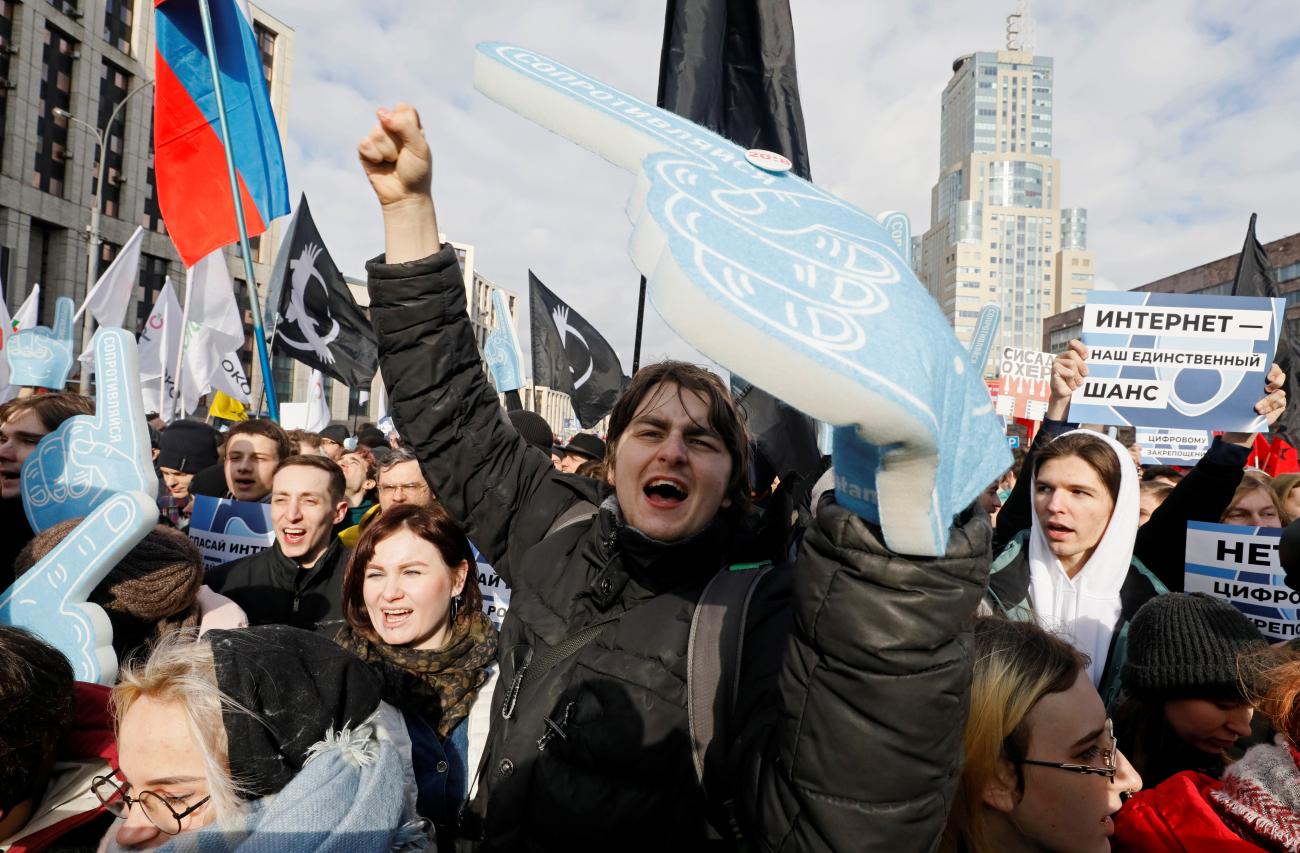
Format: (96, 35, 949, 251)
(1007, 435, 1021, 449)
(189, 495, 274, 569)
(7, 296, 76, 390)
(1136, 427, 1211, 465)
(473, 43, 1009, 555)
(469, 541, 512, 629)
(1072, 292, 1282, 432)
(1185, 521, 1298, 641)
(23, 328, 159, 532)
(484, 289, 524, 393)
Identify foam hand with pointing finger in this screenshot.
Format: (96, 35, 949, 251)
(472, 44, 1009, 555)
(7, 295, 76, 389)
(23, 327, 158, 532)
(0, 327, 158, 683)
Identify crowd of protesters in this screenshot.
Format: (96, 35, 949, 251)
(2, 103, 1300, 853)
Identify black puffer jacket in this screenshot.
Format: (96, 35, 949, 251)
(368, 246, 992, 852)
(204, 539, 350, 633)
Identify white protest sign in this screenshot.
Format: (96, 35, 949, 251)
(188, 494, 274, 569)
(1184, 521, 1299, 641)
(1136, 428, 1212, 465)
(1072, 292, 1282, 431)
(469, 541, 511, 630)
(995, 347, 1054, 421)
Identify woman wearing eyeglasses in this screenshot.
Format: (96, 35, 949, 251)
(94, 626, 430, 851)
(332, 504, 498, 838)
(1114, 646, 1300, 851)
(1113, 593, 1267, 788)
(940, 617, 1142, 853)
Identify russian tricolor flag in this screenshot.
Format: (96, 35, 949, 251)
(154, 0, 289, 267)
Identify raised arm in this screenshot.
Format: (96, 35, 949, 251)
(360, 105, 586, 578)
(1135, 362, 1288, 590)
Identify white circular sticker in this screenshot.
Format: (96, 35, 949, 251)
(745, 149, 793, 173)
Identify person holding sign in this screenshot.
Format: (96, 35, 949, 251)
(359, 103, 992, 852)
(990, 339, 1287, 708)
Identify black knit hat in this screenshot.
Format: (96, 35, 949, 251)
(507, 410, 554, 452)
(156, 420, 220, 474)
(207, 625, 382, 798)
(1122, 593, 1267, 700)
(318, 423, 349, 445)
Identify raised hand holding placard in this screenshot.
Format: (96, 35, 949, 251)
(473, 44, 1009, 555)
(7, 296, 76, 389)
(23, 327, 159, 532)
(0, 491, 156, 683)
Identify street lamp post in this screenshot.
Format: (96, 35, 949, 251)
(55, 79, 153, 394)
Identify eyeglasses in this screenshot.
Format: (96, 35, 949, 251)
(92, 774, 211, 835)
(1013, 718, 1118, 779)
(378, 482, 429, 496)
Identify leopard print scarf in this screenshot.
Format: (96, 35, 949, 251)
(337, 610, 498, 738)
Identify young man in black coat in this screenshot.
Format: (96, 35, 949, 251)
(205, 455, 351, 632)
(358, 103, 992, 853)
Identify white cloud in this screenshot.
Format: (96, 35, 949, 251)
(257, 0, 1300, 375)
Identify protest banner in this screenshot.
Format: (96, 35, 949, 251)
(1136, 428, 1212, 465)
(1184, 520, 1299, 641)
(473, 42, 1009, 556)
(469, 542, 511, 630)
(995, 346, 1054, 421)
(189, 494, 274, 569)
(1071, 292, 1282, 431)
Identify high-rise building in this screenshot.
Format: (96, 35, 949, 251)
(0, 0, 293, 393)
(917, 5, 1095, 374)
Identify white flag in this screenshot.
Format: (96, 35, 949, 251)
(305, 369, 331, 433)
(78, 226, 144, 328)
(12, 284, 41, 332)
(138, 279, 183, 420)
(180, 250, 253, 415)
(0, 274, 15, 403)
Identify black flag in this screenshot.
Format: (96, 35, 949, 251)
(657, 0, 822, 486)
(1231, 214, 1300, 439)
(265, 194, 378, 388)
(529, 271, 626, 428)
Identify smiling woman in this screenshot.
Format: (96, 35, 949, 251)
(334, 504, 498, 833)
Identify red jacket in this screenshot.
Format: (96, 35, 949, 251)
(1112, 771, 1266, 852)
(7, 683, 117, 853)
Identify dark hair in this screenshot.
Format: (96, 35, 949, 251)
(378, 445, 420, 476)
(1032, 431, 1122, 504)
(605, 361, 750, 511)
(0, 392, 94, 433)
(574, 458, 605, 480)
(284, 429, 322, 454)
(344, 446, 378, 480)
(225, 418, 293, 463)
(0, 627, 76, 813)
(274, 454, 346, 504)
(1142, 465, 1184, 483)
(341, 504, 481, 644)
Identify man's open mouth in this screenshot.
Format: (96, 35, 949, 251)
(644, 478, 688, 507)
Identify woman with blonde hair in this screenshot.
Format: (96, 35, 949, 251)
(1222, 470, 1291, 527)
(943, 617, 1142, 853)
(95, 626, 429, 851)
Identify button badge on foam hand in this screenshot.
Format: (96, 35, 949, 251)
(6, 296, 77, 390)
(0, 328, 158, 684)
(472, 43, 1010, 555)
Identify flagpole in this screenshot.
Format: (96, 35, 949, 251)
(171, 279, 194, 421)
(631, 275, 647, 374)
(195, 0, 280, 422)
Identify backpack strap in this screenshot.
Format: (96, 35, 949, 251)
(687, 561, 774, 789)
(545, 500, 598, 538)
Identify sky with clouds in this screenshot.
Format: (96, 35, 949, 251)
(258, 0, 1300, 373)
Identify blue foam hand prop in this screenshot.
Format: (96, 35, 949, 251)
(473, 44, 1010, 555)
(0, 490, 157, 683)
(7, 296, 76, 389)
(484, 289, 524, 392)
(23, 327, 159, 532)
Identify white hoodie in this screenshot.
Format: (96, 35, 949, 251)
(1027, 430, 1139, 685)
